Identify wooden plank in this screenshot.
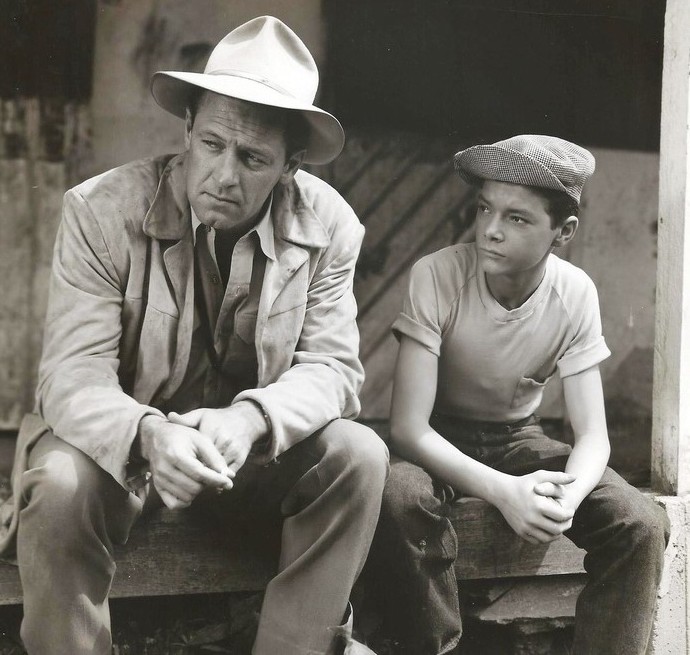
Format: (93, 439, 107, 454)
(652, 0, 690, 496)
(451, 497, 585, 580)
(0, 495, 585, 606)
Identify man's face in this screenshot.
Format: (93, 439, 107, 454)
(185, 92, 301, 232)
(474, 180, 569, 283)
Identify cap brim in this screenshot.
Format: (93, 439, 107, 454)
(151, 71, 345, 165)
(453, 145, 570, 198)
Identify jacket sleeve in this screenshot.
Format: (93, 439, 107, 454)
(36, 189, 164, 489)
(235, 198, 365, 462)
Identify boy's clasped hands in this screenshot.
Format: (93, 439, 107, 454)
(494, 470, 577, 544)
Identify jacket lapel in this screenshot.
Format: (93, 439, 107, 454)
(141, 154, 196, 400)
(255, 177, 331, 384)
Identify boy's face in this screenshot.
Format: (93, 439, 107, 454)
(474, 180, 576, 283)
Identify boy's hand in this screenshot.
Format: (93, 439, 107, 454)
(494, 470, 576, 544)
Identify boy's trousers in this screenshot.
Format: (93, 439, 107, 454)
(16, 419, 389, 655)
(368, 415, 670, 655)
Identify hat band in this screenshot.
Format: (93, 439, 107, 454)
(207, 68, 301, 101)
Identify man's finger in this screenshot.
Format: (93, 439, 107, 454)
(168, 410, 205, 428)
(195, 436, 235, 480)
(158, 489, 192, 510)
(179, 457, 233, 489)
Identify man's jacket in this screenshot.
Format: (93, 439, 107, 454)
(20, 153, 365, 493)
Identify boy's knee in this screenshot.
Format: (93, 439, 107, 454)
(619, 497, 670, 556)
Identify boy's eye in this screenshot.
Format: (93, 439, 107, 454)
(477, 203, 490, 214)
(509, 215, 526, 224)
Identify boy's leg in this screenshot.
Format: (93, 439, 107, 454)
(367, 456, 461, 655)
(488, 425, 670, 655)
(566, 469, 669, 655)
(17, 430, 143, 655)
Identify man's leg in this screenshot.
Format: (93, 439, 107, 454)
(366, 456, 461, 655)
(249, 419, 389, 655)
(17, 431, 142, 655)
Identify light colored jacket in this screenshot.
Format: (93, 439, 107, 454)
(23, 153, 365, 491)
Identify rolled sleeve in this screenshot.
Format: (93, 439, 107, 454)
(557, 336, 610, 378)
(392, 313, 442, 356)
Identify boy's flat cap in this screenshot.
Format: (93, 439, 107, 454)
(453, 135, 595, 203)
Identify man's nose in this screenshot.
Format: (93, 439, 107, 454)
(214, 150, 240, 188)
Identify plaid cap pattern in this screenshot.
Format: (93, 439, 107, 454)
(453, 135, 595, 203)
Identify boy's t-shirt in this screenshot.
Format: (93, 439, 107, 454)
(392, 244, 611, 422)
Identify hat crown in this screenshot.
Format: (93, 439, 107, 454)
(204, 16, 319, 104)
(498, 135, 595, 186)
(454, 134, 595, 203)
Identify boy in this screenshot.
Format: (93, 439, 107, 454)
(372, 135, 669, 654)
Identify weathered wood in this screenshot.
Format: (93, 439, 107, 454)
(652, 0, 690, 496)
(0, 495, 585, 606)
(451, 497, 585, 580)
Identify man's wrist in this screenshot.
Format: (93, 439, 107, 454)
(232, 400, 271, 452)
(136, 414, 167, 461)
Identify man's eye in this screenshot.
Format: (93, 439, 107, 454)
(245, 152, 266, 166)
(202, 139, 220, 151)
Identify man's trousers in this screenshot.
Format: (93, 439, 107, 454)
(17, 419, 389, 655)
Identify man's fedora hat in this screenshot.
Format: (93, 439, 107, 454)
(151, 16, 344, 165)
(453, 135, 595, 203)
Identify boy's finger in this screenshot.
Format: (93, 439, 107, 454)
(535, 470, 576, 485)
(533, 481, 565, 498)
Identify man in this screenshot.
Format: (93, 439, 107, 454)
(4, 16, 388, 655)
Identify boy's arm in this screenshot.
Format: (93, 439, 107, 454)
(544, 364, 610, 513)
(391, 336, 575, 544)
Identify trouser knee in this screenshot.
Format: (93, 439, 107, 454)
(19, 433, 137, 551)
(317, 419, 390, 499)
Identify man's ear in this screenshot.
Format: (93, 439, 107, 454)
(184, 108, 193, 150)
(553, 216, 579, 248)
(280, 149, 306, 185)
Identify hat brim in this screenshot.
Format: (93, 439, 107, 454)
(151, 71, 345, 165)
(453, 145, 573, 199)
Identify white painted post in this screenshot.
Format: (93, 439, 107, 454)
(652, 0, 690, 497)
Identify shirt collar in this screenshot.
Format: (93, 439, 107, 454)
(191, 194, 276, 261)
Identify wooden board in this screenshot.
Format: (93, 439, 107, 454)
(0, 496, 584, 606)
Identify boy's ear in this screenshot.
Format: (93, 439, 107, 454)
(553, 216, 579, 248)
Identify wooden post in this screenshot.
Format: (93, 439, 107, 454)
(652, 0, 690, 496)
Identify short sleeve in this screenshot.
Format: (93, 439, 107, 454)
(391, 258, 447, 356)
(557, 276, 611, 377)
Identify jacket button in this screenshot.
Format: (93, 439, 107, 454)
(211, 275, 220, 285)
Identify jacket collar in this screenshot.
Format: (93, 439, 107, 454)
(143, 153, 331, 250)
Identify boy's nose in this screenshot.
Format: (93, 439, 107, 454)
(484, 217, 503, 241)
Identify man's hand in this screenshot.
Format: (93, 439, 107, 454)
(138, 416, 233, 509)
(168, 401, 269, 476)
(493, 470, 577, 544)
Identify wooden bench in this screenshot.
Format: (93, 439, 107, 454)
(0, 494, 586, 605)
